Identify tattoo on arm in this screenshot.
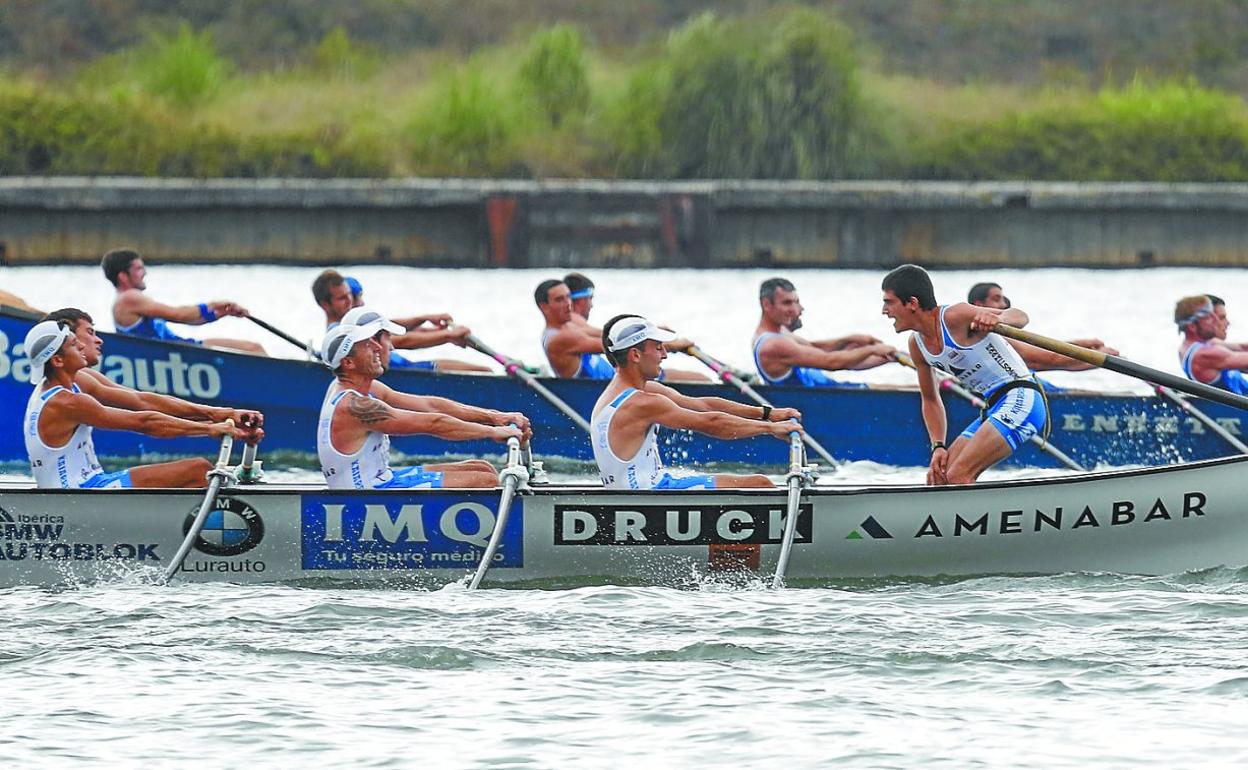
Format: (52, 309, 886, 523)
(347, 394, 394, 425)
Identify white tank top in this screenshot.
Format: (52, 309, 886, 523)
(316, 383, 394, 489)
(24, 384, 104, 489)
(591, 388, 664, 489)
(912, 306, 1033, 396)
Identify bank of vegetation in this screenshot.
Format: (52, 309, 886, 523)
(4, 2, 1248, 180)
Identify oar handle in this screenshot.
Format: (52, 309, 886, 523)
(993, 325, 1106, 367)
(213, 419, 235, 469)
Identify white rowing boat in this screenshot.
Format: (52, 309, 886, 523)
(0, 455, 1241, 587)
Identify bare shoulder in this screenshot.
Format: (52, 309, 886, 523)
(343, 391, 393, 425)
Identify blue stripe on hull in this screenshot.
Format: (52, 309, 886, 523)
(0, 312, 1240, 469)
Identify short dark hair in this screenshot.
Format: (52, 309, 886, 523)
(564, 272, 594, 295)
(1208, 294, 1226, 307)
(101, 249, 140, 286)
(759, 277, 796, 302)
(312, 269, 345, 305)
(882, 264, 937, 310)
(534, 279, 564, 306)
(601, 313, 645, 368)
(42, 308, 93, 330)
(967, 282, 1001, 305)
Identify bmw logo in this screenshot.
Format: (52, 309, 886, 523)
(183, 497, 264, 557)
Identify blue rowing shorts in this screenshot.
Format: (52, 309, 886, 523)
(654, 473, 717, 490)
(377, 466, 445, 489)
(959, 386, 1047, 452)
(81, 469, 134, 489)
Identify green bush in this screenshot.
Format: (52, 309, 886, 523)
(136, 24, 230, 108)
(310, 26, 383, 80)
(408, 64, 526, 176)
(517, 24, 591, 129)
(912, 80, 1248, 181)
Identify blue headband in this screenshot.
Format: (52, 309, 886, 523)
(345, 276, 363, 296)
(1177, 304, 1213, 329)
(569, 288, 594, 300)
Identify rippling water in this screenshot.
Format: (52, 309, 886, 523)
(4, 266, 1248, 765)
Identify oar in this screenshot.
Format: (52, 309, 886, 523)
(247, 315, 320, 359)
(1153, 384, 1248, 453)
(896, 353, 1084, 471)
(771, 432, 809, 589)
(161, 422, 236, 585)
(995, 324, 1248, 412)
(467, 435, 529, 589)
(685, 345, 840, 469)
(465, 334, 592, 434)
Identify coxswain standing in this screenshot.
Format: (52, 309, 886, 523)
(882, 264, 1045, 485)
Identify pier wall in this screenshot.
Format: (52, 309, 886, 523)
(3, 178, 1248, 268)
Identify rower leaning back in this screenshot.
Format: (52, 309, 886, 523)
(591, 314, 801, 490)
(882, 264, 1045, 486)
(22, 320, 252, 489)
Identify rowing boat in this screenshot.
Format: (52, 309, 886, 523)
(0, 455, 1241, 587)
(1, 307, 1243, 469)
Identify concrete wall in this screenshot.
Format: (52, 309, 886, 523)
(3, 177, 1248, 268)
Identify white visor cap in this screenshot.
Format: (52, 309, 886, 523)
(605, 316, 677, 352)
(24, 320, 74, 383)
(321, 321, 385, 369)
(341, 307, 405, 336)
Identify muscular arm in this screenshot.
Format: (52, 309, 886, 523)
(943, 302, 1028, 343)
(627, 391, 794, 441)
(761, 334, 894, 373)
(1007, 339, 1094, 371)
(52, 392, 235, 439)
(114, 291, 242, 326)
(1192, 345, 1248, 381)
(910, 337, 948, 447)
(391, 326, 471, 350)
(644, 381, 767, 419)
(344, 392, 508, 442)
(76, 369, 233, 420)
(371, 380, 509, 424)
(546, 324, 606, 357)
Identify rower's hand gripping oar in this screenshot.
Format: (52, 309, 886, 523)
(161, 421, 237, 585)
(685, 345, 841, 469)
(247, 315, 321, 360)
(771, 431, 811, 589)
(464, 334, 592, 434)
(468, 432, 530, 589)
(895, 352, 1084, 472)
(994, 324, 1248, 413)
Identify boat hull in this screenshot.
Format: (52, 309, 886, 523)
(1, 310, 1244, 469)
(0, 457, 1243, 587)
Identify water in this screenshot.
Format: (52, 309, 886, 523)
(4, 265, 1248, 766)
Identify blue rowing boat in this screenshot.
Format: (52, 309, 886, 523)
(1, 308, 1242, 469)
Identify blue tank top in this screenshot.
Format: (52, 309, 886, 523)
(542, 329, 614, 380)
(751, 332, 866, 389)
(115, 316, 200, 345)
(1181, 342, 1248, 395)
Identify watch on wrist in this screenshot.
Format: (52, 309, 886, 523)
(760, 405, 772, 421)
(930, 441, 947, 453)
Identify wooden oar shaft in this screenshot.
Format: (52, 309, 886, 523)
(465, 334, 592, 434)
(995, 324, 1248, 412)
(686, 346, 840, 469)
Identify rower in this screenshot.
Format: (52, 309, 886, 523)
(21, 320, 252, 489)
(41, 308, 264, 429)
(536, 279, 708, 382)
(1206, 295, 1247, 350)
(311, 269, 489, 373)
(564, 272, 595, 322)
(102, 248, 265, 354)
(317, 321, 524, 489)
(591, 314, 801, 490)
(753, 277, 896, 388)
(968, 281, 1119, 376)
(1176, 295, 1248, 396)
(882, 264, 1046, 485)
